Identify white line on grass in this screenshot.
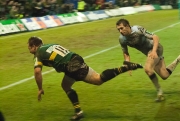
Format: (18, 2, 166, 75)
(0, 22, 180, 91)
(0, 45, 119, 91)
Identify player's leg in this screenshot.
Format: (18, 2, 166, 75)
(83, 67, 103, 85)
(61, 75, 83, 121)
(67, 54, 143, 84)
(155, 55, 180, 79)
(144, 56, 164, 101)
(83, 61, 143, 84)
(0, 111, 5, 121)
(154, 58, 171, 79)
(166, 55, 180, 74)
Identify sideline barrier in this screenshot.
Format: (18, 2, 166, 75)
(105, 8, 123, 16)
(0, 19, 27, 35)
(21, 17, 46, 31)
(0, 5, 173, 35)
(76, 12, 89, 22)
(83, 10, 109, 21)
(58, 13, 79, 24)
(119, 7, 137, 15)
(152, 4, 162, 10)
(39, 16, 62, 28)
(161, 5, 173, 9)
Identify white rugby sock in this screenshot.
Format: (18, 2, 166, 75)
(166, 55, 180, 72)
(151, 79, 162, 94)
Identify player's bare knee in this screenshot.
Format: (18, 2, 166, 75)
(161, 76, 168, 80)
(144, 69, 154, 76)
(94, 81, 103, 85)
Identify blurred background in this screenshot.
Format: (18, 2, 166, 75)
(0, 0, 178, 20)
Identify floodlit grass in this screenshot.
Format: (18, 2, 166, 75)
(0, 10, 180, 121)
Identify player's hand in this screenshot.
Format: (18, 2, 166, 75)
(128, 70, 132, 76)
(38, 89, 44, 101)
(148, 51, 158, 59)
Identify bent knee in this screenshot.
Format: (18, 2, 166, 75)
(144, 68, 154, 76)
(61, 82, 73, 92)
(61, 84, 71, 92)
(94, 81, 103, 85)
(161, 76, 168, 80)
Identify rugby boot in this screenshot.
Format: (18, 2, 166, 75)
(123, 61, 143, 70)
(70, 110, 84, 121)
(155, 94, 165, 102)
(155, 89, 165, 102)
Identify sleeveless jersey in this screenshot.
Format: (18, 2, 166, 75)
(119, 25, 163, 56)
(34, 44, 75, 72)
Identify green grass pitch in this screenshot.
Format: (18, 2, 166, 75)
(0, 10, 180, 121)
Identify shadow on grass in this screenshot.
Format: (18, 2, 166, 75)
(154, 101, 180, 121)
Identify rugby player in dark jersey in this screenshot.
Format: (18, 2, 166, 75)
(27, 36, 143, 121)
(116, 18, 180, 102)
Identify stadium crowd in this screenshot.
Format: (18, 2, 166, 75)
(0, 0, 177, 20)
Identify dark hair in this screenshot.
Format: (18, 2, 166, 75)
(28, 36, 43, 47)
(116, 18, 130, 27)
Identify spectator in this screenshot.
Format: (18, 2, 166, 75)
(60, 3, 75, 13)
(42, 0, 51, 15)
(95, 0, 105, 10)
(84, 0, 96, 10)
(101, 1, 115, 9)
(31, 0, 46, 17)
(69, 3, 76, 12)
(0, 0, 7, 20)
(54, 4, 61, 14)
(18, 3, 26, 16)
(142, 0, 150, 5)
(88, 3, 98, 11)
(131, 0, 139, 6)
(115, 0, 124, 7)
(9, 5, 24, 19)
(77, 0, 86, 12)
(7, 0, 14, 13)
(24, 1, 33, 17)
(47, 0, 57, 4)
(123, 0, 129, 6)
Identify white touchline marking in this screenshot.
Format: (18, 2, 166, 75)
(0, 22, 180, 91)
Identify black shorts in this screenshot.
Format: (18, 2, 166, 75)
(65, 54, 89, 81)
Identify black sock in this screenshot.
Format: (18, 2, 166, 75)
(149, 73, 157, 80)
(100, 66, 129, 82)
(166, 68, 172, 75)
(66, 89, 81, 113)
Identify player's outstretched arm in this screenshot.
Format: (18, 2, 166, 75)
(34, 67, 44, 101)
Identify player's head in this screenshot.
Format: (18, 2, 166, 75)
(116, 18, 131, 36)
(28, 36, 43, 54)
(116, 18, 130, 27)
(28, 36, 43, 47)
